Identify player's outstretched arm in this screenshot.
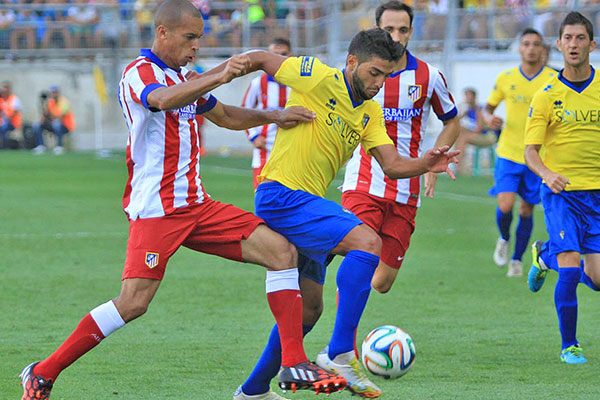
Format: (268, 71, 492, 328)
(483, 103, 503, 131)
(244, 50, 288, 78)
(424, 115, 461, 198)
(371, 144, 460, 180)
(524, 144, 570, 193)
(146, 54, 251, 111)
(202, 101, 315, 131)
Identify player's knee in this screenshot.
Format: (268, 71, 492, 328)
(270, 239, 298, 271)
(114, 298, 150, 322)
(359, 230, 382, 255)
(371, 279, 392, 294)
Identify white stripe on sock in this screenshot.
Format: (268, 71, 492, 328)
(265, 268, 300, 293)
(90, 300, 125, 337)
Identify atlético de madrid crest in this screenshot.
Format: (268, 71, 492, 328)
(408, 85, 422, 102)
(145, 252, 159, 269)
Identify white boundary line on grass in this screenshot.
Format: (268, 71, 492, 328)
(1, 232, 127, 239)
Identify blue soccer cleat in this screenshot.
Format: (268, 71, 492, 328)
(560, 345, 587, 364)
(528, 240, 548, 292)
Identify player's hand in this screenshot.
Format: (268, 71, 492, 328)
(423, 172, 438, 198)
(486, 114, 503, 131)
(253, 135, 267, 149)
(543, 171, 570, 193)
(185, 70, 202, 81)
(275, 106, 316, 129)
(220, 54, 251, 84)
(423, 146, 460, 180)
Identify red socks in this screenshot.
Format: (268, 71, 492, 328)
(267, 289, 308, 367)
(34, 314, 105, 381)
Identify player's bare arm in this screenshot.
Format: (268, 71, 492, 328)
(370, 144, 459, 180)
(483, 103, 503, 131)
(244, 50, 288, 78)
(203, 101, 316, 131)
(147, 54, 251, 111)
(524, 144, 571, 193)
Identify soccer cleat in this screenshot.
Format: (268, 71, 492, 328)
(560, 345, 587, 364)
(316, 349, 381, 398)
(493, 237, 509, 266)
(20, 362, 53, 400)
(528, 240, 548, 292)
(506, 259, 523, 277)
(277, 361, 346, 394)
(233, 385, 289, 399)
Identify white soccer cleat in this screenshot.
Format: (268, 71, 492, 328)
(493, 237, 509, 266)
(316, 349, 381, 398)
(233, 385, 289, 400)
(32, 145, 46, 155)
(506, 259, 523, 277)
(53, 146, 64, 155)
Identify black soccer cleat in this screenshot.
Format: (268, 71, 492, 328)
(277, 361, 347, 394)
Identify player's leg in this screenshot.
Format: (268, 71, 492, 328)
(506, 199, 534, 277)
(371, 263, 399, 294)
(236, 272, 323, 399)
(581, 253, 600, 291)
(494, 191, 515, 266)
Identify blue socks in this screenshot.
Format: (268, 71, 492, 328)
(242, 324, 314, 395)
(513, 215, 533, 261)
(496, 207, 512, 241)
(328, 250, 379, 360)
(555, 267, 580, 350)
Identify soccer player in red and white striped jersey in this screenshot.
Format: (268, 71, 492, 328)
(19, 2, 344, 399)
(241, 38, 292, 189)
(342, 1, 459, 294)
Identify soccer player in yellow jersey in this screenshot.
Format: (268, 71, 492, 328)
(233, 29, 459, 399)
(524, 11, 600, 364)
(484, 28, 557, 277)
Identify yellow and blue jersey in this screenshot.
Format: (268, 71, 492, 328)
(487, 66, 556, 164)
(525, 67, 600, 191)
(257, 56, 393, 197)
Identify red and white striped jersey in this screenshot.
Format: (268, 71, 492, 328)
(342, 51, 457, 207)
(118, 49, 217, 220)
(241, 73, 290, 168)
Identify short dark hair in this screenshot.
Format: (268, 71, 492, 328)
(154, 0, 202, 29)
(348, 29, 405, 63)
(520, 28, 543, 40)
(464, 87, 477, 96)
(271, 37, 291, 50)
(375, 1, 413, 27)
(559, 11, 594, 40)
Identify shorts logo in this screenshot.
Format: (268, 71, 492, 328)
(145, 252, 159, 269)
(408, 85, 421, 102)
(560, 231, 565, 240)
(300, 56, 314, 76)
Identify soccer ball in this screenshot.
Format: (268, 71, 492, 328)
(361, 325, 416, 379)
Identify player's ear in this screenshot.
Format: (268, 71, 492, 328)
(156, 25, 168, 40)
(590, 39, 597, 52)
(347, 54, 358, 71)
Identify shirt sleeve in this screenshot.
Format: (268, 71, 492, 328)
(196, 93, 217, 114)
(360, 104, 394, 155)
(241, 77, 263, 140)
(126, 61, 167, 111)
(524, 89, 550, 146)
(487, 74, 504, 107)
(430, 71, 458, 121)
(274, 56, 328, 94)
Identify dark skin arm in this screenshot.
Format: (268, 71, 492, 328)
(370, 144, 459, 180)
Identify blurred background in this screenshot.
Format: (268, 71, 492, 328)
(0, 0, 599, 153)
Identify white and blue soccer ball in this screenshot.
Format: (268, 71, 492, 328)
(361, 325, 416, 379)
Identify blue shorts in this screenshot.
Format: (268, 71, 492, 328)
(541, 184, 600, 256)
(489, 157, 542, 205)
(255, 181, 362, 278)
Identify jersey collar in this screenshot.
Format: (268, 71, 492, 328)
(341, 68, 363, 108)
(558, 66, 595, 93)
(140, 48, 181, 73)
(389, 50, 417, 78)
(519, 64, 544, 81)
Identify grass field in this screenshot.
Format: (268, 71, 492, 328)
(1, 151, 599, 400)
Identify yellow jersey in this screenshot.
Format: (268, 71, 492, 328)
(487, 66, 557, 163)
(525, 68, 600, 191)
(258, 56, 393, 197)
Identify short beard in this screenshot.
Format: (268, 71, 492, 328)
(351, 68, 371, 102)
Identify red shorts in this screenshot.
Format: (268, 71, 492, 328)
(342, 191, 417, 269)
(123, 199, 263, 280)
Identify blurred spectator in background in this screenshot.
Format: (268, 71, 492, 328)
(495, 0, 530, 45)
(40, 0, 72, 49)
(96, 0, 126, 48)
(0, 81, 23, 149)
(454, 87, 497, 175)
(135, 0, 156, 47)
(11, 7, 37, 51)
(244, 0, 267, 47)
(33, 85, 76, 155)
(423, 0, 448, 49)
(67, 0, 100, 48)
(0, 7, 15, 50)
(458, 0, 488, 48)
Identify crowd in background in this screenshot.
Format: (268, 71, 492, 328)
(1, 0, 599, 53)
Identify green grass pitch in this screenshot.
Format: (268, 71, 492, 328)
(1, 151, 599, 399)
